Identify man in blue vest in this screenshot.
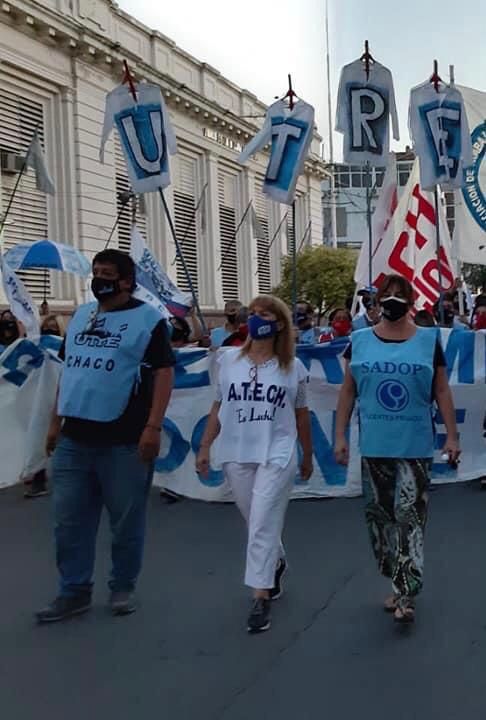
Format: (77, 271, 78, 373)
(36, 249, 175, 623)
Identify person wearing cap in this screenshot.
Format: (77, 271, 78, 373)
(352, 287, 380, 331)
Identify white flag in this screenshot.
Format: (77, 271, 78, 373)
(368, 158, 455, 313)
(100, 83, 177, 194)
(453, 85, 486, 265)
(0, 255, 40, 336)
(25, 131, 55, 195)
(130, 224, 191, 317)
(355, 153, 398, 288)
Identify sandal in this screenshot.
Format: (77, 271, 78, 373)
(393, 600, 415, 624)
(383, 594, 399, 613)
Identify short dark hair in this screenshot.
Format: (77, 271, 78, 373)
(93, 249, 136, 291)
(376, 274, 414, 306)
(236, 306, 249, 324)
(329, 307, 352, 323)
(414, 309, 435, 327)
(296, 300, 313, 314)
(433, 293, 455, 315)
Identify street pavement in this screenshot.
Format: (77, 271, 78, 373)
(1, 481, 484, 720)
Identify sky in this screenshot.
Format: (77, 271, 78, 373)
(118, 0, 486, 160)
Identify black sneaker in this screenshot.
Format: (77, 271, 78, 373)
(247, 598, 271, 633)
(159, 488, 182, 504)
(269, 558, 287, 601)
(109, 591, 138, 616)
(24, 471, 48, 499)
(24, 485, 49, 499)
(36, 595, 91, 623)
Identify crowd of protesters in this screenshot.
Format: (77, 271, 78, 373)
(2, 253, 486, 632)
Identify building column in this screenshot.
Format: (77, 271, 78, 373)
(201, 152, 223, 309)
(54, 85, 81, 304)
(237, 166, 258, 303)
(270, 202, 287, 287)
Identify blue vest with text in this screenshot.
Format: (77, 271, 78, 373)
(58, 301, 161, 422)
(350, 327, 437, 458)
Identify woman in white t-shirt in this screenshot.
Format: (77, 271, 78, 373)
(196, 295, 313, 634)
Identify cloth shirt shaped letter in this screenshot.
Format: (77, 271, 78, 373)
(409, 81, 473, 191)
(237, 99, 315, 205)
(100, 83, 177, 193)
(336, 59, 399, 166)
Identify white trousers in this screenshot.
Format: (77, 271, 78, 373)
(224, 452, 297, 589)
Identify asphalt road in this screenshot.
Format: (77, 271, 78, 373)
(1, 481, 484, 720)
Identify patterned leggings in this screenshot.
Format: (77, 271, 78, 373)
(362, 458, 430, 601)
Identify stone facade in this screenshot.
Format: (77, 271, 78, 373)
(0, 0, 325, 310)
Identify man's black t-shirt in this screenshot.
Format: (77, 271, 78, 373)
(59, 299, 175, 446)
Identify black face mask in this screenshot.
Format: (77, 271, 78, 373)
(381, 297, 409, 322)
(91, 277, 121, 301)
(296, 313, 312, 329)
(442, 309, 455, 325)
(226, 313, 237, 324)
(0, 319, 19, 343)
(362, 297, 373, 310)
(41, 328, 60, 336)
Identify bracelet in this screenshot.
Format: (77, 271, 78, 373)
(145, 424, 161, 432)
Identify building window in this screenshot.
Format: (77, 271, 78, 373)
(397, 161, 413, 187)
(254, 180, 271, 293)
(173, 155, 200, 295)
(0, 89, 50, 300)
(350, 166, 364, 188)
(218, 170, 239, 302)
(334, 164, 350, 188)
(374, 168, 385, 188)
(324, 207, 347, 239)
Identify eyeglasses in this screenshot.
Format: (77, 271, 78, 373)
(249, 364, 258, 389)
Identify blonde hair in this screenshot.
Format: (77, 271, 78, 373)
(40, 314, 67, 337)
(240, 294, 295, 370)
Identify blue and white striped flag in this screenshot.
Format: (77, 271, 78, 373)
(0, 254, 40, 337)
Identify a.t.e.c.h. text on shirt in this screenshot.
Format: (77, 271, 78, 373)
(214, 348, 308, 468)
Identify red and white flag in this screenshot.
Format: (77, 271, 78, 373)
(362, 158, 454, 313)
(355, 153, 398, 289)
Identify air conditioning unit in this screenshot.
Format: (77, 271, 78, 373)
(0, 151, 25, 174)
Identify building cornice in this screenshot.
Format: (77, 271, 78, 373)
(1, 0, 327, 179)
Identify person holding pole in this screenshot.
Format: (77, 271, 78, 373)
(196, 295, 313, 633)
(334, 274, 459, 623)
(37, 249, 175, 623)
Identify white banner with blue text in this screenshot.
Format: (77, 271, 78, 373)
(0, 331, 485, 496)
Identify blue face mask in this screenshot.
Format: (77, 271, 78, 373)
(247, 314, 278, 340)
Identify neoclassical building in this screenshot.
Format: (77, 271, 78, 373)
(0, 0, 325, 310)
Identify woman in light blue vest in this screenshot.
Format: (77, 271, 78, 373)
(335, 274, 460, 623)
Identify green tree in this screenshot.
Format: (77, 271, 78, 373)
(273, 245, 357, 318)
